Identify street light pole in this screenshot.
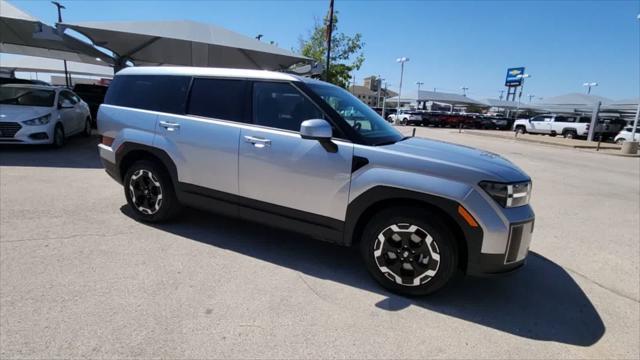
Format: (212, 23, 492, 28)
(461, 86, 468, 96)
(528, 94, 535, 103)
(583, 82, 598, 94)
(499, 90, 505, 101)
(51, 1, 70, 88)
(396, 57, 409, 124)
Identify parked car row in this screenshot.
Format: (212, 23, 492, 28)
(385, 110, 514, 130)
(512, 114, 627, 140)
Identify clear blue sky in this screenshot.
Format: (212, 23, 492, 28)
(10, 0, 640, 101)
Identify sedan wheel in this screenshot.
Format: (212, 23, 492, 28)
(52, 125, 65, 148)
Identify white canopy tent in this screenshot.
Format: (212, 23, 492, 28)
(0, 0, 109, 65)
(59, 20, 310, 71)
(1, 54, 113, 77)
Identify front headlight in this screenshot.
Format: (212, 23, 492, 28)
(22, 114, 51, 126)
(479, 181, 531, 208)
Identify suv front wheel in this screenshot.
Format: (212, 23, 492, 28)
(360, 207, 458, 296)
(124, 160, 181, 222)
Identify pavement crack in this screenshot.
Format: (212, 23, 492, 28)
(0, 231, 138, 244)
(297, 272, 330, 304)
(565, 265, 639, 303)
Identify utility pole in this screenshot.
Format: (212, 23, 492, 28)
(499, 90, 505, 101)
(324, 0, 335, 82)
(461, 87, 468, 96)
(51, 1, 70, 88)
(416, 81, 423, 92)
(528, 94, 535, 103)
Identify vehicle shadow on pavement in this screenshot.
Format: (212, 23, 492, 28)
(121, 206, 605, 347)
(0, 135, 102, 168)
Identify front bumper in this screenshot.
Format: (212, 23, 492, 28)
(0, 121, 54, 144)
(461, 187, 535, 276)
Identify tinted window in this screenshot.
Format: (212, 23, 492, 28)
(252, 82, 324, 132)
(531, 116, 545, 122)
(187, 78, 247, 122)
(0, 85, 55, 107)
(59, 91, 78, 105)
(104, 75, 190, 114)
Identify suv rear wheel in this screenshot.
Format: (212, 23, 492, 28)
(515, 126, 526, 135)
(124, 160, 180, 222)
(360, 207, 458, 296)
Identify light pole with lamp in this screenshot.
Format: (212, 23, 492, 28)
(461, 86, 468, 96)
(528, 94, 535, 103)
(396, 57, 409, 124)
(583, 82, 598, 94)
(416, 81, 424, 109)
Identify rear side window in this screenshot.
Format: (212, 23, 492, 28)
(187, 78, 248, 122)
(104, 75, 190, 114)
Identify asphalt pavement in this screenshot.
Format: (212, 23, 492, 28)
(1, 129, 638, 359)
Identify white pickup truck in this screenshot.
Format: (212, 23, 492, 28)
(513, 114, 625, 140)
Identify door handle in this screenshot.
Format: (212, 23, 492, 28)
(244, 135, 271, 148)
(159, 121, 180, 131)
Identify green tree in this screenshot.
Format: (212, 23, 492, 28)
(298, 11, 364, 88)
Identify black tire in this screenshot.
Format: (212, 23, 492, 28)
(616, 138, 625, 145)
(123, 160, 181, 222)
(563, 130, 577, 139)
(52, 123, 65, 148)
(82, 117, 92, 137)
(515, 126, 526, 135)
(549, 131, 557, 137)
(360, 207, 458, 296)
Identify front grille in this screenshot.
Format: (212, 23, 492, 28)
(0, 122, 22, 138)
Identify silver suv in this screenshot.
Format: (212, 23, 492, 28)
(98, 67, 535, 295)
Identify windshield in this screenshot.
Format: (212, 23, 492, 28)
(307, 83, 403, 145)
(0, 86, 55, 107)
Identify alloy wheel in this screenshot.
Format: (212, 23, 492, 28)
(128, 169, 163, 215)
(373, 223, 441, 286)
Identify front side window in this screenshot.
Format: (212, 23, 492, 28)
(252, 82, 324, 132)
(0, 85, 55, 107)
(306, 82, 403, 145)
(188, 78, 248, 122)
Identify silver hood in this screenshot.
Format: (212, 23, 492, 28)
(380, 137, 530, 183)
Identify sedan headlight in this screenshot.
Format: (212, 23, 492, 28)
(22, 114, 51, 126)
(479, 181, 531, 208)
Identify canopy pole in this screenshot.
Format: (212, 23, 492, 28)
(630, 103, 639, 141)
(587, 101, 601, 142)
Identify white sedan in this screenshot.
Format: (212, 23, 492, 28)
(0, 84, 92, 147)
(614, 126, 639, 144)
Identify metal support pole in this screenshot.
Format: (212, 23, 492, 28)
(631, 103, 639, 141)
(587, 101, 601, 142)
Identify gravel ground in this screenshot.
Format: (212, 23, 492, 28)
(1, 129, 638, 359)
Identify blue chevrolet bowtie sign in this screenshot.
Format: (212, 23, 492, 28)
(505, 67, 525, 87)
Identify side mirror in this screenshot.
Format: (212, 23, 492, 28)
(300, 119, 332, 140)
(300, 119, 337, 153)
(58, 100, 73, 109)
